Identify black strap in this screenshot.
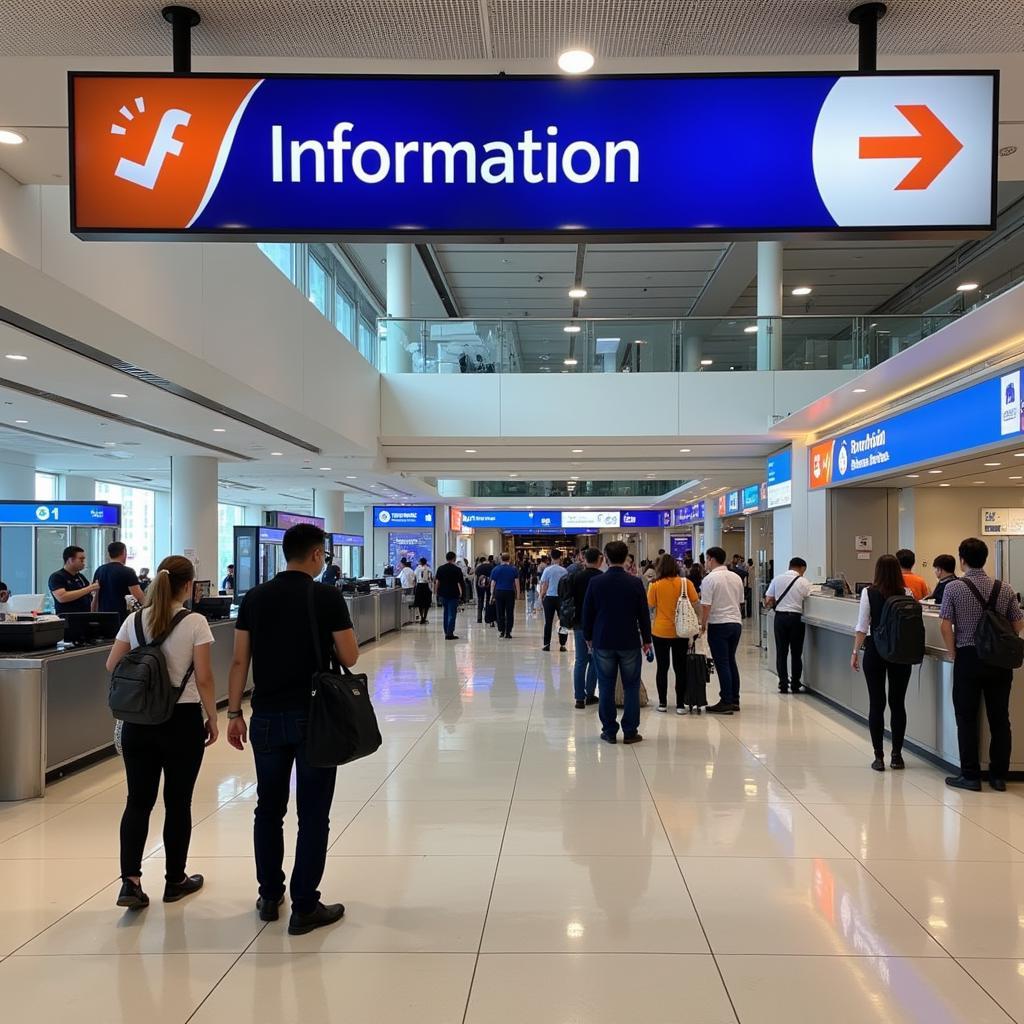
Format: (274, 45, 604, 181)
(306, 581, 350, 678)
(775, 575, 800, 608)
(132, 608, 195, 689)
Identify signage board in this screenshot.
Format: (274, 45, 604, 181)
(672, 502, 705, 526)
(670, 535, 694, 561)
(268, 511, 325, 530)
(458, 510, 561, 529)
(450, 507, 463, 532)
(562, 510, 622, 529)
(621, 510, 671, 528)
(258, 527, 286, 544)
(331, 533, 364, 547)
(373, 505, 435, 528)
(981, 509, 1024, 536)
(388, 531, 432, 569)
(766, 449, 793, 509)
(69, 71, 996, 241)
(809, 366, 1024, 488)
(0, 502, 121, 527)
(742, 485, 762, 513)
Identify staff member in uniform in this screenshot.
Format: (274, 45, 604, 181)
(930, 554, 957, 604)
(49, 545, 99, 614)
(764, 557, 814, 694)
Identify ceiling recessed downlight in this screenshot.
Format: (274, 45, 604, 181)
(700, 358, 713, 366)
(271, 452, 283, 456)
(928, 469, 943, 474)
(345, 474, 357, 479)
(571, 448, 583, 453)
(212, 428, 226, 433)
(564, 358, 578, 366)
(743, 325, 758, 334)
(465, 449, 477, 453)
(568, 287, 587, 299)
(0, 130, 25, 146)
(557, 49, 595, 74)
(852, 388, 867, 394)
(109, 393, 128, 399)
(4, 354, 27, 361)
(680, 448, 691, 453)
(906, 474, 920, 479)
(984, 462, 1002, 467)
(319, 467, 332, 471)
(791, 286, 812, 296)
(14, 419, 27, 424)
(939, 482, 951, 487)
(957, 282, 979, 292)
(563, 324, 581, 333)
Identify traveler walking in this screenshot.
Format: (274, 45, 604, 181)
(730, 555, 750, 619)
(685, 555, 703, 594)
(226, 524, 358, 935)
(582, 541, 653, 744)
(700, 547, 745, 714)
(930, 554, 957, 604)
(850, 553, 917, 772)
(896, 548, 931, 601)
(939, 537, 1024, 792)
(765, 557, 814, 694)
(648, 553, 700, 713)
(538, 549, 568, 651)
(523, 558, 538, 616)
(107, 555, 218, 910)
(489, 552, 520, 638)
(435, 551, 465, 640)
(413, 558, 433, 623)
(746, 558, 756, 617)
(567, 548, 603, 709)
(475, 556, 493, 623)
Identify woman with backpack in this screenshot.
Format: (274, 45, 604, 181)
(850, 553, 914, 772)
(647, 553, 700, 713)
(413, 557, 434, 623)
(106, 555, 218, 911)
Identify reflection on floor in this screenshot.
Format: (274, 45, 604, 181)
(1, 608, 1023, 1022)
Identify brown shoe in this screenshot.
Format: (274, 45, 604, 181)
(623, 733, 643, 745)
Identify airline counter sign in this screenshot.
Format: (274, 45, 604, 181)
(68, 71, 997, 240)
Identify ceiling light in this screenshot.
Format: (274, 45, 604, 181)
(852, 388, 867, 394)
(271, 451, 283, 456)
(984, 462, 1002, 467)
(14, 419, 27, 424)
(791, 286, 812, 296)
(212, 428, 226, 433)
(634, 339, 646, 345)
(465, 449, 477, 453)
(563, 324, 581, 333)
(345, 474, 357, 479)
(1015, 453, 1024, 458)
(571, 448, 583, 453)
(1011, 476, 1023, 481)
(906, 474, 919, 479)
(509, 473, 518, 477)
(957, 282, 979, 292)
(4, 354, 27, 361)
(927, 469, 943, 474)
(564, 358, 578, 366)
(103, 441, 117, 447)
(570, 476, 579, 480)
(0, 130, 24, 146)
(568, 287, 587, 299)
(109, 392, 128, 398)
(973, 481, 986, 485)
(700, 358, 713, 366)
(680, 448, 691, 453)
(939, 483, 951, 487)
(557, 49, 595, 74)
(743, 325, 758, 334)
(319, 467, 332, 471)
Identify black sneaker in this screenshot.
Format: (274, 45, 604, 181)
(791, 684, 803, 693)
(623, 733, 643, 745)
(585, 696, 599, 706)
(729, 704, 741, 712)
(600, 732, 617, 744)
(559, 645, 568, 652)
(116, 879, 149, 911)
(991, 778, 1008, 792)
(705, 702, 733, 715)
(891, 754, 905, 770)
(778, 686, 790, 694)
(945, 775, 982, 792)
(163, 874, 204, 903)
(288, 902, 346, 935)
(542, 645, 551, 652)
(575, 699, 586, 709)
(871, 757, 885, 772)
(257, 894, 285, 922)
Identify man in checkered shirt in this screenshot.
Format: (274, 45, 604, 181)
(939, 537, 1024, 793)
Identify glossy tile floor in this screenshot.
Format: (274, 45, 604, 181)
(3, 608, 1024, 1022)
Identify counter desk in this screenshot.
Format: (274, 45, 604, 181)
(767, 594, 1024, 773)
(344, 587, 415, 643)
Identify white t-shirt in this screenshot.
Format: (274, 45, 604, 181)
(766, 571, 814, 613)
(415, 564, 433, 585)
(700, 566, 745, 625)
(855, 585, 913, 635)
(398, 566, 416, 589)
(116, 605, 214, 704)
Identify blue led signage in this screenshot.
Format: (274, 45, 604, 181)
(0, 502, 121, 527)
(672, 502, 705, 526)
(331, 533, 364, 547)
(459, 510, 561, 529)
(621, 510, 671, 528)
(373, 505, 435, 528)
(766, 449, 793, 509)
(742, 485, 761, 512)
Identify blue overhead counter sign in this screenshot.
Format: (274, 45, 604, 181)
(70, 71, 996, 241)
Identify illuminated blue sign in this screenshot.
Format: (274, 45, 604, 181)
(672, 502, 705, 526)
(766, 449, 793, 509)
(460, 510, 561, 529)
(742, 485, 761, 512)
(331, 533, 364, 547)
(373, 505, 435, 528)
(726, 491, 741, 515)
(621, 510, 671, 528)
(0, 502, 121, 527)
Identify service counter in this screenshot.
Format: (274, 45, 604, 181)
(767, 595, 1024, 773)
(344, 586, 414, 644)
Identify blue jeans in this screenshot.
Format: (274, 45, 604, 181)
(573, 628, 596, 701)
(442, 596, 460, 636)
(593, 648, 643, 738)
(250, 710, 337, 915)
(707, 622, 742, 705)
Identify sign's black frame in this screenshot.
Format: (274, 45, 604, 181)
(68, 69, 1000, 243)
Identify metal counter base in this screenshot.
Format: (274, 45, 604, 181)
(346, 588, 415, 645)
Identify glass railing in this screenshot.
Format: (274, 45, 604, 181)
(468, 480, 685, 498)
(377, 314, 960, 373)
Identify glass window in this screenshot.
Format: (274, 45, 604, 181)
(218, 503, 246, 586)
(95, 482, 156, 572)
(307, 253, 329, 316)
(34, 472, 58, 501)
(257, 242, 294, 280)
(335, 286, 355, 342)
(358, 318, 376, 362)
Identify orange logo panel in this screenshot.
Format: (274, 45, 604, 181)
(809, 440, 835, 489)
(72, 76, 260, 230)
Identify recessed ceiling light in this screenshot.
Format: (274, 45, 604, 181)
(0, 130, 25, 146)
(743, 325, 758, 334)
(906, 474, 920, 478)
(509, 473, 518, 477)
(984, 462, 1002, 467)
(571, 448, 583, 453)
(109, 393, 128, 398)
(212, 428, 226, 433)
(928, 469, 943, 474)
(103, 441, 117, 446)
(939, 483, 951, 487)
(568, 287, 587, 298)
(465, 449, 477, 453)
(852, 388, 867, 394)
(4, 354, 27, 361)
(564, 358, 578, 366)
(319, 467, 332, 471)
(973, 481, 986, 484)
(680, 448, 691, 453)
(557, 48, 595, 74)
(700, 358, 713, 366)
(1011, 476, 1023, 481)
(570, 475, 579, 480)
(14, 419, 27, 424)
(634, 339, 646, 345)
(957, 282, 979, 292)
(792, 286, 812, 296)
(271, 451, 283, 456)
(345, 474, 357, 479)
(563, 324, 581, 333)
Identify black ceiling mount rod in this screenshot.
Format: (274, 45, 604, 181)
(848, 3, 887, 72)
(162, 6, 201, 73)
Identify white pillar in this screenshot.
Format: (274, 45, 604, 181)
(171, 456, 218, 580)
(897, 487, 916, 550)
(683, 335, 702, 372)
(154, 490, 171, 566)
(362, 507, 375, 577)
(385, 243, 413, 373)
(757, 241, 783, 371)
(703, 503, 721, 553)
(774, 439, 828, 582)
(314, 489, 347, 535)
(0, 449, 36, 498)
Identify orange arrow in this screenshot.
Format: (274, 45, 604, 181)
(859, 104, 963, 190)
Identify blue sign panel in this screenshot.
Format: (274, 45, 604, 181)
(0, 502, 121, 527)
(331, 533, 364, 547)
(388, 531, 433, 569)
(621, 510, 671, 528)
(766, 448, 793, 510)
(670, 535, 694, 561)
(742, 485, 761, 512)
(373, 505, 435, 528)
(810, 367, 1024, 488)
(71, 72, 996, 240)
(459, 510, 561, 529)
(258, 527, 286, 544)
(726, 491, 741, 515)
(672, 502, 705, 526)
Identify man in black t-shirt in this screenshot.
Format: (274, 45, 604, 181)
(92, 541, 144, 620)
(227, 523, 358, 937)
(48, 545, 99, 615)
(435, 551, 465, 640)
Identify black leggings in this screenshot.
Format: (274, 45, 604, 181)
(119, 703, 205, 882)
(862, 642, 912, 755)
(652, 635, 689, 707)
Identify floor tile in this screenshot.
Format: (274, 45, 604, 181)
(643, 762, 797, 803)
(377, 761, 520, 801)
(513, 756, 653, 802)
(956, 960, 1024, 1023)
(0, 799, 76, 843)
(769, 765, 943, 806)
(502, 800, 671, 856)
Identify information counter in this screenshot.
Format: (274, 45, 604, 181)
(767, 595, 1024, 773)
(345, 587, 414, 643)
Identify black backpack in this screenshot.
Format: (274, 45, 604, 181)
(961, 578, 1024, 670)
(557, 572, 576, 628)
(108, 609, 195, 724)
(872, 592, 925, 665)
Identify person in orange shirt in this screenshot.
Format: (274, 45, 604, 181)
(896, 549, 931, 601)
(647, 554, 701, 713)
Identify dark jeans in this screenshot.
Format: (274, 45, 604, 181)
(774, 612, 806, 688)
(707, 622, 742, 704)
(119, 703, 205, 882)
(442, 596, 460, 637)
(250, 710, 338, 915)
(744, 587, 752, 619)
(573, 627, 596, 701)
(953, 645, 1013, 780)
(543, 596, 564, 647)
(593, 648, 643, 738)
(495, 590, 516, 634)
(862, 641, 912, 755)
(477, 586, 488, 621)
(652, 634, 689, 707)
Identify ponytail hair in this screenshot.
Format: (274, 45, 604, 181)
(144, 555, 195, 638)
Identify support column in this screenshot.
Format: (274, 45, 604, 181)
(362, 507, 375, 577)
(773, 440, 829, 582)
(171, 456, 218, 580)
(683, 335, 702, 372)
(314, 489, 347, 536)
(155, 490, 171, 566)
(757, 241, 783, 370)
(702, 503, 721, 553)
(385, 243, 413, 373)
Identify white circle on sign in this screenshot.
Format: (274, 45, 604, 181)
(35, 505, 50, 521)
(838, 442, 849, 477)
(377, 510, 391, 524)
(812, 75, 993, 227)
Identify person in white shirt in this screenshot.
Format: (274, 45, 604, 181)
(764, 556, 814, 694)
(397, 558, 417, 591)
(413, 558, 434, 624)
(698, 546, 745, 714)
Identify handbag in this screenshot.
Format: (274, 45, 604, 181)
(673, 578, 700, 638)
(304, 584, 382, 768)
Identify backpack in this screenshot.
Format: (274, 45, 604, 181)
(108, 609, 195, 725)
(673, 579, 700, 638)
(961, 578, 1024, 670)
(871, 592, 925, 665)
(558, 572, 576, 628)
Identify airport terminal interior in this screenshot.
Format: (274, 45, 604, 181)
(5, 1, 1024, 1021)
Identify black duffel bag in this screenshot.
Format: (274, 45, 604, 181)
(304, 585, 382, 767)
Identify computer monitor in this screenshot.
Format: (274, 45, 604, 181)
(60, 612, 120, 645)
(191, 580, 212, 606)
(5, 594, 46, 613)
